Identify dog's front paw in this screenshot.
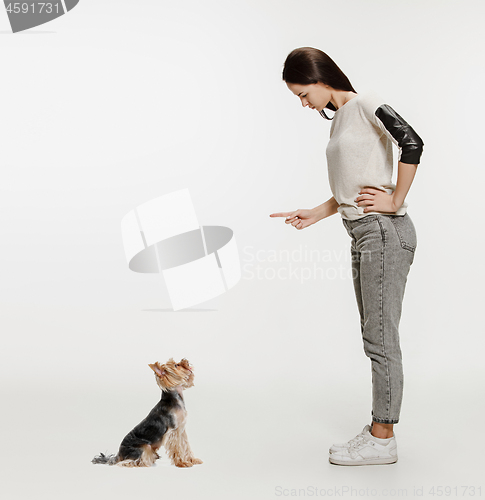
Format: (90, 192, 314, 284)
(174, 460, 193, 468)
(190, 458, 203, 465)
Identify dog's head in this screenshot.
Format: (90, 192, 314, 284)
(148, 358, 194, 391)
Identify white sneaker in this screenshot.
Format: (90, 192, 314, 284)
(328, 424, 372, 454)
(328, 426, 398, 466)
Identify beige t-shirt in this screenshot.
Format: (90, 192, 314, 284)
(325, 91, 423, 221)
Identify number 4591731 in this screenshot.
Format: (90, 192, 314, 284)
(5, 3, 60, 14)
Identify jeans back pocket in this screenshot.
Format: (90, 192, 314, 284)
(390, 214, 417, 252)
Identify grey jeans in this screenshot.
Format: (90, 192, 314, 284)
(342, 213, 417, 424)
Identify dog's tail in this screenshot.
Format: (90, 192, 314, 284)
(92, 452, 119, 465)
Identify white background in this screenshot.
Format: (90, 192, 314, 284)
(1, 1, 484, 498)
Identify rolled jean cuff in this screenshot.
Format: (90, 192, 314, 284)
(372, 416, 399, 424)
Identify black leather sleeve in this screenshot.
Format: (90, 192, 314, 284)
(375, 105, 424, 165)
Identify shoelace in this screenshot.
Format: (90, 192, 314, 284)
(346, 435, 373, 459)
(348, 435, 369, 450)
(345, 432, 368, 449)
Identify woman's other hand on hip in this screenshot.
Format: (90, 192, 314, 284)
(355, 187, 398, 214)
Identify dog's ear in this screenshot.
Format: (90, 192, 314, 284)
(148, 362, 166, 378)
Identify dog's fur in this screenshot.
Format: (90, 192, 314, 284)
(92, 358, 202, 468)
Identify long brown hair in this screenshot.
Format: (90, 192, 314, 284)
(282, 47, 357, 119)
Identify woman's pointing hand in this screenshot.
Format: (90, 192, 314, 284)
(269, 209, 317, 230)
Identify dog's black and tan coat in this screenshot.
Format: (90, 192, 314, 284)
(92, 358, 202, 468)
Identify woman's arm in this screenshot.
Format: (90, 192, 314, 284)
(269, 196, 339, 230)
(392, 161, 418, 209)
(312, 196, 340, 221)
(358, 96, 423, 213)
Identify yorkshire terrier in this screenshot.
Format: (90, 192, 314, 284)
(92, 358, 202, 468)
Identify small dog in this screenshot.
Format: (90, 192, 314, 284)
(92, 358, 202, 468)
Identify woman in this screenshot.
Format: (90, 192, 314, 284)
(270, 47, 424, 466)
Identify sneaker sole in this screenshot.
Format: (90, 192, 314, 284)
(329, 456, 398, 466)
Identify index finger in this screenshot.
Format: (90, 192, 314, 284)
(269, 212, 294, 218)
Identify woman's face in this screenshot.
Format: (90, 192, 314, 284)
(286, 82, 332, 112)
